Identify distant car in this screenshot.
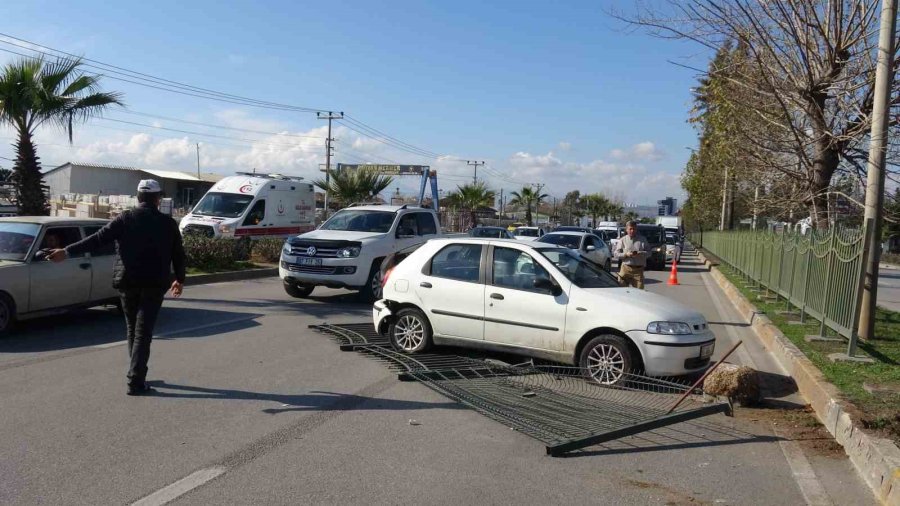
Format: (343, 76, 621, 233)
(538, 232, 612, 271)
(468, 226, 515, 239)
(373, 238, 716, 384)
(0, 217, 119, 334)
(617, 224, 667, 270)
(665, 233, 682, 263)
(513, 226, 547, 241)
(593, 228, 621, 250)
(553, 226, 593, 234)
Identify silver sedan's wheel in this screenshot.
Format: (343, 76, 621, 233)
(388, 308, 432, 354)
(0, 294, 14, 334)
(579, 334, 634, 385)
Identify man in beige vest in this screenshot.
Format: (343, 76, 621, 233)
(613, 221, 649, 289)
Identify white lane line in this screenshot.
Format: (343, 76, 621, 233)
(131, 466, 226, 506)
(773, 425, 834, 506)
(91, 315, 259, 350)
(699, 272, 758, 369)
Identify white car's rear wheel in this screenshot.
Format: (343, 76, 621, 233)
(579, 335, 633, 385)
(388, 308, 432, 354)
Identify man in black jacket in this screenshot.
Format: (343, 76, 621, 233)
(48, 180, 186, 395)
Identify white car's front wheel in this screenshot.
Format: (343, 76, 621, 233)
(579, 335, 634, 385)
(388, 308, 433, 354)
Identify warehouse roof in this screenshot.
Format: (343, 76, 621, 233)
(43, 162, 210, 182)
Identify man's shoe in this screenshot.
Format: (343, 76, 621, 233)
(126, 384, 155, 396)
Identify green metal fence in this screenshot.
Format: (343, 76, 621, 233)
(690, 224, 872, 349)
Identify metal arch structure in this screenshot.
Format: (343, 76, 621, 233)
(335, 164, 439, 212)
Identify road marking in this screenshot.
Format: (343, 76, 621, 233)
(131, 466, 226, 506)
(773, 425, 834, 506)
(91, 316, 260, 350)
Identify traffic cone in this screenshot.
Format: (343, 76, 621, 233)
(667, 260, 680, 286)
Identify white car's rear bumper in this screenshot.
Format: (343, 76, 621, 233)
(372, 300, 393, 335)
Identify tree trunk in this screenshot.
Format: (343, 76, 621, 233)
(13, 130, 49, 216)
(526, 206, 533, 226)
(808, 141, 839, 229)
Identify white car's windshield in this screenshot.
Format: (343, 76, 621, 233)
(0, 222, 40, 261)
(539, 234, 581, 249)
(469, 228, 508, 238)
(515, 228, 540, 237)
(192, 192, 254, 218)
(537, 247, 619, 288)
(321, 210, 396, 233)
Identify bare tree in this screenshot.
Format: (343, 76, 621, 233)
(618, 0, 900, 228)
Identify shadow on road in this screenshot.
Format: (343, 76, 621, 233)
(176, 294, 371, 318)
(146, 380, 463, 414)
(0, 306, 262, 353)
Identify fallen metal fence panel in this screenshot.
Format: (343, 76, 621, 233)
(310, 323, 730, 456)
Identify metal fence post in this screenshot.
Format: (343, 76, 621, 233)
(799, 237, 812, 324)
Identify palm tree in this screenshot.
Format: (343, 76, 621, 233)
(582, 194, 611, 228)
(313, 167, 394, 208)
(0, 57, 123, 215)
(0, 167, 10, 182)
(509, 186, 548, 226)
(444, 181, 496, 227)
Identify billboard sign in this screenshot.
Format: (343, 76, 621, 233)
(336, 164, 429, 175)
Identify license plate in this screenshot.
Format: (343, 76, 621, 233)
(700, 342, 714, 359)
(298, 258, 322, 267)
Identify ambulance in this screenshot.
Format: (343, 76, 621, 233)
(179, 172, 316, 239)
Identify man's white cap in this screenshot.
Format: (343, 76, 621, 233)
(137, 179, 162, 193)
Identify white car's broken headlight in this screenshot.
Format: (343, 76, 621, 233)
(646, 321, 692, 335)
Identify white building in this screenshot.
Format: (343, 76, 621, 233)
(42, 162, 221, 207)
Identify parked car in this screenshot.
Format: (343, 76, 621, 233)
(512, 226, 546, 241)
(619, 224, 667, 270)
(553, 226, 593, 234)
(373, 238, 716, 384)
(538, 232, 612, 271)
(279, 204, 442, 301)
(0, 217, 119, 334)
(665, 232, 682, 263)
(468, 226, 515, 239)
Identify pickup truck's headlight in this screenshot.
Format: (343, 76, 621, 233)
(337, 246, 361, 258)
(282, 242, 292, 255)
(219, 224, 232, 234)
(647, 321, 692, 335)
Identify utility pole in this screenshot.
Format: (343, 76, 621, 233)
(195, 143, 201, 179)
(719, 166, 730, 231)
(499, 188, 504, 218)
(858, 0, 898, 342)
(466, 160, 484, 185)
(317, 111, 344, 219)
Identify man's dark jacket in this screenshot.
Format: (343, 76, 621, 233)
(66, 203, 186, 289)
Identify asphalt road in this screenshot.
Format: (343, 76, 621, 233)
(878, 265, 900, 312)
(0, 255, 875, 505)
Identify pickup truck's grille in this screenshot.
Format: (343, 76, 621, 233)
(289, 245, 340, 258)
(183, 224, 216, 237)
(284, 263, 337, 275)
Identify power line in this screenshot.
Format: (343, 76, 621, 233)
(116, 109, 324, 139)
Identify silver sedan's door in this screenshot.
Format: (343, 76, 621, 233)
(83, 225, 118, 301)
(28, 226, 91, 312)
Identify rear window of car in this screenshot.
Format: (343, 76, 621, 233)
(515, 228, 540, 237)
(427, 244, 482, 282)
(539, 234, 581, 249)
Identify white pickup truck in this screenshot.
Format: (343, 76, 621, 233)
(279, 204, 442, 301)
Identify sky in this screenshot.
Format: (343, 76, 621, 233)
(0, 0, 709, 205)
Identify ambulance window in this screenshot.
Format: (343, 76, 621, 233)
(243, 200, 266, 226)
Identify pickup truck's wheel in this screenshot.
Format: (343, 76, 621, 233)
(0, 293, 15, 335)
(388, 308, 433, 354)
(359, 260, 384, 303)
(604, 259, 612, 272)
(284, 282, 314, 298)
(579, 334, 633, 385)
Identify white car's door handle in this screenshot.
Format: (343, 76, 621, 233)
(420, 282, 432, 288)
(490, 293, 504, 300)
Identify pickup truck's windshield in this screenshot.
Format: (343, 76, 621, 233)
(192, 192, 254, 218)
(0, 222, 40, 261)
(514, 228, 540, 237)
(320, 210, 396, 233)
(537, 247, 619, 288)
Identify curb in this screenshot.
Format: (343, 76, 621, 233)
(694, 248, 900, 505)
(881, 262, 899, 271)
(184, 267, 278, 286)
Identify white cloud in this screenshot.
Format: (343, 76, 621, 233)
(610, 141, 664, 162)
(558, 141, 572, 151)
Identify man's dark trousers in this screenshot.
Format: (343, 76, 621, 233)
(120, 284, 167, 388)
